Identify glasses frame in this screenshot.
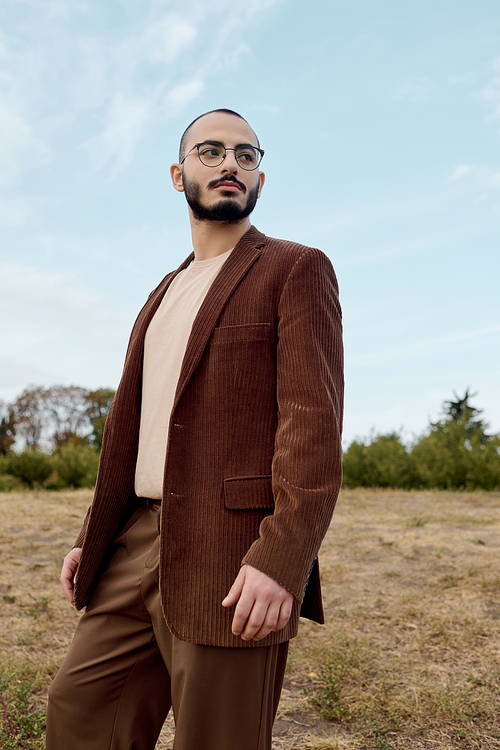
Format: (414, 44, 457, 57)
(180, 141, 265, 171)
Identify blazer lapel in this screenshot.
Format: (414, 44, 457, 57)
(172, 226, 267, 412)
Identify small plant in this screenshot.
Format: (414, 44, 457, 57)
(375, 736, 394, 749)
(410, 516, 427, 528)
(21, 596, 52, 620)
(0, 669, 46, 749)
(312, 664, 350, 723)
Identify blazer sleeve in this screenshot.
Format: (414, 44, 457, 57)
(241, 247, 344, 602)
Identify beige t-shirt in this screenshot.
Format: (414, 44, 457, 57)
(134, 248, 232, 499)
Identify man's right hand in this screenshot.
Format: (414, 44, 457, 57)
(60, 548, 82, 604)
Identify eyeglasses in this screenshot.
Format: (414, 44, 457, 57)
(180, 141, 265, 171)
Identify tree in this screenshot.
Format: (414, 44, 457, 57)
(342, 390, 500, 491)
(0, 400, 16, 454)
(412, 389, 500, 490)
(85, 389, 115, 449)
(44, 385, 91, 446)
(343, 432, 416, 488)
(11, 386, 47, 450)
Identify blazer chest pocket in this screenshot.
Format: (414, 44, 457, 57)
(212, 323, 272, 344)
(224, 475, 274, 509)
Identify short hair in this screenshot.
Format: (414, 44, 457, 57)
(178, 108, 260, 162)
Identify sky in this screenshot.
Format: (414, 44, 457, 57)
(1, 0, 499, 447)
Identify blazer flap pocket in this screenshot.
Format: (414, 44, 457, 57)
(213, 324, 272, 344)
(224, 475, 274, 509)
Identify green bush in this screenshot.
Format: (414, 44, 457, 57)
(343, 392, 500, 491)
(343, 433, 417, 489)
(5, 452, 53, 488)
(50, 444, 99, 488)
(412, 424, 500, 490)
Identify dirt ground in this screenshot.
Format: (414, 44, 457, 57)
(0, 487, 499, 749)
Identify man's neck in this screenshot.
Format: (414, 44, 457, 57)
(189, 216, 252, 261)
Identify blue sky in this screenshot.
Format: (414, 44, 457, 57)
(1, 0, 499, 446)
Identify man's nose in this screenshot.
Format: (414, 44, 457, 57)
(220, 149, 239, 173)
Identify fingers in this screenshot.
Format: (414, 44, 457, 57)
(249, 595, 294, 641)
(221, 567, 245, 608)
(222, 564, 294, 641)
(60, 548, 82, 605)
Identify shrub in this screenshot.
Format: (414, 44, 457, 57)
(50, 444, 99, 488)
(412, 416, 500, 491)
(343, 433, 417, 489)
(5, 452, 53, 488)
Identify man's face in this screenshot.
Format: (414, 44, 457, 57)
(172, 112, 265, 223)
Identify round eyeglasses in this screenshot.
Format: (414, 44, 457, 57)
(181, 141, 265, 171)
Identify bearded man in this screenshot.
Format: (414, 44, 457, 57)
(46, 108, 344, 750)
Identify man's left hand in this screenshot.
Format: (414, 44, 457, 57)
(222, 564, 294, 641)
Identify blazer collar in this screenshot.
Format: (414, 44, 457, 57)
(173, 225, 267, 411)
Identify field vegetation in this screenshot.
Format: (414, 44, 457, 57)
(2, 388, 500, 493)
(0, 487, 498, 749)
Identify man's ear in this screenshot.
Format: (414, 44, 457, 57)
(257, 171, 265, 198)
(170, 163, 184, 193)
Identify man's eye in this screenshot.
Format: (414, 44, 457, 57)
(238, 149, 256, 163)
(201, 147, 221, 157)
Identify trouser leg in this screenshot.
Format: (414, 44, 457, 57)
(166, 638, 289, 750)
(47, 501, 290, 750)
(138, 512, 290, 750)
(46, 504, 171, 750)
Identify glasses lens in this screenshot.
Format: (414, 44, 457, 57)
(198, 144, 225, 166)
(235, 146, 260, 170)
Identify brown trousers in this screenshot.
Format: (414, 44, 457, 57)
(46, 502, 289, 750)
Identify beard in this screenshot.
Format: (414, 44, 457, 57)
(183, 174, 260, 222)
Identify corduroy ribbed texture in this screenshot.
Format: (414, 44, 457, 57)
(73, 226, 344, 648)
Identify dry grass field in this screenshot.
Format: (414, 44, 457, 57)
(0, 488, 499, 749)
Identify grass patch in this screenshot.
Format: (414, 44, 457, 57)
(287, 488, 500, 749)
(1, 487, 499, 749)
(0, 668, 46, 749)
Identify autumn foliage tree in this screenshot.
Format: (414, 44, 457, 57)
(8, 385, 115, 452)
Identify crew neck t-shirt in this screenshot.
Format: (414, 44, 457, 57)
(134, 248, 232, 500)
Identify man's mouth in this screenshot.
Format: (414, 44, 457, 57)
(208, 177, 246, 193)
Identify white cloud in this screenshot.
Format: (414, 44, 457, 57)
(145, 15, 198, 65)
(0, 263, 97, 311)
(480, 55, 500, 130)
(82, 92, 157, 174)
(394, 77, 433, 102)
(0, 195, 33, 227)
(449, 164, 475, 180)
(347, 325, 500, 369)
(164, 78, 204, 115)
(449, 163, 500, 187)
(0, 103, 50, 187)
(0, 263, 131, 348)
(0, 262, 133, 398)
(0, 0, 283, 181)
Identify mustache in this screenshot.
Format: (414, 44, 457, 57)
(207, 175, 246, 193)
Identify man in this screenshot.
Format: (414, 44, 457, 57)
(46, 108, 344, 750)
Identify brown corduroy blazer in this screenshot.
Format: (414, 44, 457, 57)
(73, 226, 344, 647)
